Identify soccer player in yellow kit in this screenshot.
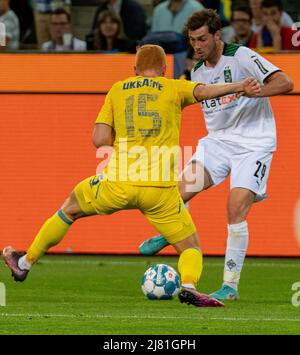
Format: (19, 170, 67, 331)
(2, 45, 261, 307)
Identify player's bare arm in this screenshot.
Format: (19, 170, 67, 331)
(194, 77, 261, 101)
(258, 71, 294, 97)
(92, 123, 115, 148)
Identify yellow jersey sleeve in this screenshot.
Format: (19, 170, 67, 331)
(174, 79, 200, 108)
(95, 88, 114, 128)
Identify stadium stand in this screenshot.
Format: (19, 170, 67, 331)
(4, 0, 299, 51)
(0, 0, 20, 49)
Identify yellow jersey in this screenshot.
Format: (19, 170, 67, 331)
(95, 76, 199, 186)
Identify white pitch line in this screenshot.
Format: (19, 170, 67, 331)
(0, 313, 300, 323)
(37, 260, 300, 268)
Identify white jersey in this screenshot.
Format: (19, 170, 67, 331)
(191, 43, 280, 152)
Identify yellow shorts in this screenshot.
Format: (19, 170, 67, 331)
(73, 176, 196, 245)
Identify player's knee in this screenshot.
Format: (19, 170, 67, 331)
(173, 233, 201, 254)
(61, 205, 80, 221)
(60, 194, 84, 221)
(227, 201, 248, 224)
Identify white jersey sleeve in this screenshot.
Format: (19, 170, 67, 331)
(236, 46, 281, 83)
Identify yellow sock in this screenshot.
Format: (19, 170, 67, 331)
(178, 248, 203, 288)
(26, 210, 73, 265)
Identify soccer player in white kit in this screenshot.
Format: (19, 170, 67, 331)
(139, 9, 294, 301)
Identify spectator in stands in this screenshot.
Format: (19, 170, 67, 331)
(200, 0, 219, 11)
(227, 4, 258, 48)
(147, 0, 166, 30)
(0, 0, 20, 50)
(42, 8, 86, 51)
(10, 0, 34, 46)
(256, 0, 298, 50)
(151, 0, 204, 34)
(90, 0, 147, 40)
(200, 0, 234, 26)
(249, 0, 293, 33)
(92, 10, 138, 52)
(34, 0, 71, 49)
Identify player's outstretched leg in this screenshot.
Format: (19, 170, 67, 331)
(173, 235, 224, 308)
(2, 191, 87, 282)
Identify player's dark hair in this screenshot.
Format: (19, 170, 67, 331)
(231, 4, 253, 21)
(261, 0, 283, 11)
(51, 8, 71, 22)
(185, 9, 222, 35)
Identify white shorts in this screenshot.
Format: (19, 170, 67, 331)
(191, 136, 273, 202)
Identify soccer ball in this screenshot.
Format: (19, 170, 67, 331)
(141, 264, 181, 300)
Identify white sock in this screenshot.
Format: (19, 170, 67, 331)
(223, 221, 249, 291)
(18, 255, 31, 270)
(182, 283, 195, 289)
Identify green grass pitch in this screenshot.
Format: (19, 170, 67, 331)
(0, 255, 300, 335)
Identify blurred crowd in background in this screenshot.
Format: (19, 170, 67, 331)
(0, 0, 299, 70)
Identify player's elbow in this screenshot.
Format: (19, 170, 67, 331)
(285, 77, 294, 93)
(92, 137, 101, 148)
(194, 84, 208, 101)
(92, 124, 114, 148)
(92, 135, 111, 148)
(277, 73, 294, 93)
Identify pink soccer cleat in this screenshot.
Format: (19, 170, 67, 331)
(2, 246, 29, 282)
(178, 287, 225, 307)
